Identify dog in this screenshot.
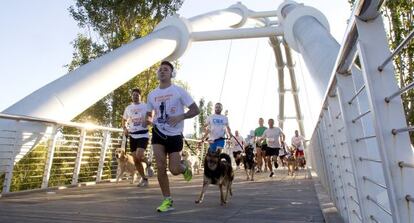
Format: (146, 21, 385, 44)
(242, 144, 256, 181)
(195, 150, 234, 205)
(182, 149, 201, 175)
(286, 146, 297, 176)
(114, 148, 139, 184)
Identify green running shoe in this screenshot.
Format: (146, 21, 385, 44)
(156, 198, 174, 212)
(183, 165, 192, 182)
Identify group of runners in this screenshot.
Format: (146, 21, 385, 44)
(121, 61, 306, 212)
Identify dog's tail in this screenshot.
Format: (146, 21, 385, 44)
(219, 153, 231, 164)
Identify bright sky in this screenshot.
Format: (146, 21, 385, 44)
(0, 0, 351, 139)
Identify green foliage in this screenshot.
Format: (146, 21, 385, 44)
(67, 0, 185, 128)
(348, 1, 414, 144)
(7, 144, 48, 192)
(382, 1, 414, 143)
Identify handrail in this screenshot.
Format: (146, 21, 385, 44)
(0, 113, 122, 132)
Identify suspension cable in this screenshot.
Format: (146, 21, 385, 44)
(219, 40, 233, 102)
(260, 53, 273, 113)
(241, 40, 260, 131)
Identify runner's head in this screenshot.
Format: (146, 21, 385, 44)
(131, 88, 141, 103)
(157, 61, 175, 81)
(295, 130, 299, 136)
(268, 118, 274, 128)
(215, 103, 223, 114)
(258, 117, 264, 126)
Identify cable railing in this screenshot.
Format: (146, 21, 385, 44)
(306, 0, 414, 222)
(0, 113, 205, 195)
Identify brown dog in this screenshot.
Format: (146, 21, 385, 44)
(195, 150, 234, 205)
(286, 146, 297, 176)
(114, 148, 138, 184)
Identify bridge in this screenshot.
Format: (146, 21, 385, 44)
(1, 0, 414, 222)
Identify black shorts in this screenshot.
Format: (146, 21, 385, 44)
(151, 127, 183, 154)
(233, 151, 242, 159)
(265, 147, 280, 157)
(129, 137, 149, 152)
(256, 144, 267, 151)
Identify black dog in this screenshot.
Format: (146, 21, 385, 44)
(242, 144, 256, 181)
(195, 150, 234, 205)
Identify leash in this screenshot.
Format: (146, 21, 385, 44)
(230, 135, 244, 151)
(181, 134, 200, 156)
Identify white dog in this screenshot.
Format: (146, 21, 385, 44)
(115, 148, 139, 184)
(182, 149, 201, 175)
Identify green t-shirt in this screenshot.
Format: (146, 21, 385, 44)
(255, 126, 267, 145)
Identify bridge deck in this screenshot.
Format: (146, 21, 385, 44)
(0, 168, 324, 223)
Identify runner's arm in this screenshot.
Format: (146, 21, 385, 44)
(167, 102, 200, 127)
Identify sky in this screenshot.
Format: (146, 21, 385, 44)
(0, 0, 351, 139)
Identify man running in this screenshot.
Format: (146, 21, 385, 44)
(259, 118, 285, 177)
(254, 118, 267, 172)
(122, 88, 153, 187)
(202, 103, 233, 152)
(146, 61, 200, 212)
(291, 130, 305, 159)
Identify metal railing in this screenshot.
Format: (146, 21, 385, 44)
(0, 113, 204, 194)
(306, 0, 414, 222)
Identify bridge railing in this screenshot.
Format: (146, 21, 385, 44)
(0, 113, 204, 195)
(306, 1, 414, 223)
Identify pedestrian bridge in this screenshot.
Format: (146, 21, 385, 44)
(1, 168, 329, 223)
(1, 0, 414, 222)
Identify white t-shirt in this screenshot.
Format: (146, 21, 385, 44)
(263, 127, 283, 148)
(206, 114, 229, 141)
(291, 135, 305, 151)
(147, 84, 194, 136)
(230, 135, 244, 152)
(123, 103, 149, 139)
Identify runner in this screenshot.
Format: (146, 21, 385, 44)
(146, 61, 200, 212)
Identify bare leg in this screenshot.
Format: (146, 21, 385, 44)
(267, 156, 273, 173)
(153, 144, 170, 197)
(168, 152, 186, 175)
(256, 147, 262, 172)
(134, 149, 147, 179)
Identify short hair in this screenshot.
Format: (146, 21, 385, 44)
(131, 88, 141, 95)
(161, 61, 174, 71)
(268, 118, 274, 122)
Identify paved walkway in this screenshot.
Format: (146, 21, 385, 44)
(0, 168, 324, 223)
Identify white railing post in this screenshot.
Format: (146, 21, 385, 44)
(320, 115, 343, 211)
(328, 94, 362, 222)
(41, 126, 59, 189)
(314, 127, 330, 191)
(2, 122, 20, 193)
(325, 103, 350, 222)
(72, 128, 86, 185)
(336, 72, 377, 222)
(96, 131, 110, 182)
(356, 15, 414, 223)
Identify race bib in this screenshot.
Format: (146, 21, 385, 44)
(268, 138, 276, 143)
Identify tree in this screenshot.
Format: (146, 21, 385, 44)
(67, 0, 184, 128)
(349, 0, 414, 144)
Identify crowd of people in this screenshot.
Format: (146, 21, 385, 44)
(121, 61, 307, 212)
